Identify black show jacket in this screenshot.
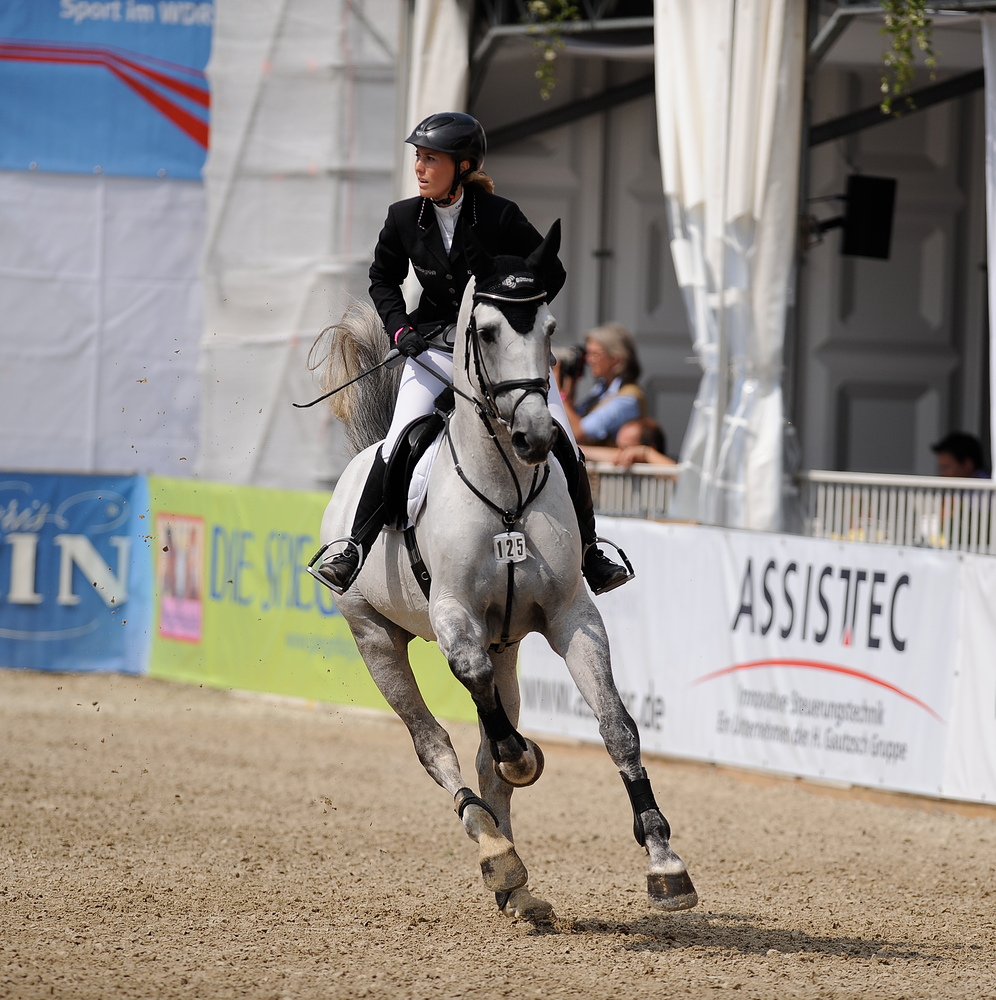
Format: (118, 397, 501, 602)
(368, 187, 567, 345)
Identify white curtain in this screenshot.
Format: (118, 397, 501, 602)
(654, 0, 804, 530)
(403, 0, 471, 176)
(983, 16, 996, 472)
(396, 0, 470, 310)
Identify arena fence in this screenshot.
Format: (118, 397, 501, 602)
(797, 470, 996, 555)
(591, 464, 996, 556)
(589, 462, 679, 520)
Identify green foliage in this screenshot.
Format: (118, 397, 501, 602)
(879, 0, 937, 116)
(526, 0, 580, 101)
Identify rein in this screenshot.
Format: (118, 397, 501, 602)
(411, 289, 554, 652)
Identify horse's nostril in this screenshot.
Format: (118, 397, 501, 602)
(511, 431, 529, 454)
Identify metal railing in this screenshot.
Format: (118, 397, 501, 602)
(589, 461, 679, 520)
(797, 470, 996, 554)
(590, 463, 996, 556)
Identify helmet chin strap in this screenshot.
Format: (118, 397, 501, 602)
(432, 159, 474, 206)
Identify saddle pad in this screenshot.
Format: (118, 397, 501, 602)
(406, 432, 444, 527)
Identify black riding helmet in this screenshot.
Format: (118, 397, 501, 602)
(405, 112, 487, 206)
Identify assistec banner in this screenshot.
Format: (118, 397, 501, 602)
(0, 1, 212, 178)
(519, 520, 961, 800)
(0, 471, 152, 673)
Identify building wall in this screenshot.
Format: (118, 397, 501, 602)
(797, 64, 988, 475)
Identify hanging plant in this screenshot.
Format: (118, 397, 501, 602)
(526, 0, 580, 101)
(879, 0, 937, 116)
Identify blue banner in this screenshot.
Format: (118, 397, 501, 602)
(0, 472, 152, 674)
(0, 2, 212, 179)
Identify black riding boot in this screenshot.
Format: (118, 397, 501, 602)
(553, 432, 633, 595)
(317, 450, 389, 593)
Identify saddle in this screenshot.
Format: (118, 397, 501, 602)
(382, 389, 455, 599)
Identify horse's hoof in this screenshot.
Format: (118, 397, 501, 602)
(478, 832, 528, 892)
(496, 886, 555, 923)
(494, 738, 545, 787)
(647, 871, 698, 911)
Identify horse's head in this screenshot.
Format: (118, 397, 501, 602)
(459, 221, 562, 465)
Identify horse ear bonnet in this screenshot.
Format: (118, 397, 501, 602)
(475, 256, 546, 333)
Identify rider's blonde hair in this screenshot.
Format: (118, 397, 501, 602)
(464, 169, 495, 195)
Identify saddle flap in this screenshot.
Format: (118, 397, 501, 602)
(383, 410, 446, 528)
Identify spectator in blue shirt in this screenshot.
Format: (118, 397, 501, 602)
(564, 322, 646, 446)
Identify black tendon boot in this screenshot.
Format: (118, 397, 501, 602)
(553, 433, 633, 595)
(316, 450, 389, 593)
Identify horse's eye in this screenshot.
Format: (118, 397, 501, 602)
(478, 323, 497, 344)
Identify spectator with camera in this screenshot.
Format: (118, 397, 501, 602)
(561, 322, 646, 446)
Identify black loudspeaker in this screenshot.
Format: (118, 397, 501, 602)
(841, 174, 896, 260)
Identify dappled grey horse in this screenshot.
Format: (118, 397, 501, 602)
(311, 225, 697, 920)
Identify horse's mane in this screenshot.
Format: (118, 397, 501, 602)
(307, 300, 401, 456)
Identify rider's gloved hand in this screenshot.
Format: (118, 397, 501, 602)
(394, 326, 429, 358)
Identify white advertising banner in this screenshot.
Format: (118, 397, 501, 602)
(943, 552, 996, 804)
(520, 519, 972, 801)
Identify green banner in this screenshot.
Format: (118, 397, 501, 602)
(147, 476, 474, 722)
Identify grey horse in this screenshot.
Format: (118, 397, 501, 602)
(312, 225, 697, 920)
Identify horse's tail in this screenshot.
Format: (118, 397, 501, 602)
(309, 300, 401, 455)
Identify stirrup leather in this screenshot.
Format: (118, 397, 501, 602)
(306, 537, 365, 595)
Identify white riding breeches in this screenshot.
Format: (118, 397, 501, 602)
(380, 348, 578, 459)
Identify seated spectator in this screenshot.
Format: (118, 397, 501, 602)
(583, 417, 677, 468)
(563, 323, 645, 445)
(931, 432, 990, 479)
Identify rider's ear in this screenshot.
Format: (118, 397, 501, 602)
(525, 219, 562, 286)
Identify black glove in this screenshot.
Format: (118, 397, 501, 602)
(394, 325, 429, 358)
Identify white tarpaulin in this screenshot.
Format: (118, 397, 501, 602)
(654, 0, 804, 530)
(197, 0, 401, 490)
(397, 0, 470, 307)
(0, 171, 203, 475)
(519, 518, 996, 804)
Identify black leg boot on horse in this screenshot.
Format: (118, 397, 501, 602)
(553, 431, 634, 595)
(315, 450, 389, 594)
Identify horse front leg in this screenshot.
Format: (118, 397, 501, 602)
(339, 595, 524, 896)
(548, 602, 698, 912)
(431, 603, 539, 898)
(434, 603, 543, 788)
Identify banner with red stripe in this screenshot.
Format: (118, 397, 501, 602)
(0, 2, 211, 178)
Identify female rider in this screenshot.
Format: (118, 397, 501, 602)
(316, 112, 630, 596)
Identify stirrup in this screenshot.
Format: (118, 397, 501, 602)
(306, 537, 365, 595)
(583, 536, 635, 595)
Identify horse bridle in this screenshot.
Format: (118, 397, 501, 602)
(465, 288, 551, 425)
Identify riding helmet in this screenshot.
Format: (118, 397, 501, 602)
(405, 112, 487, 170)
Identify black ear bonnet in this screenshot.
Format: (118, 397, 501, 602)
(473, 255, 546, 333)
